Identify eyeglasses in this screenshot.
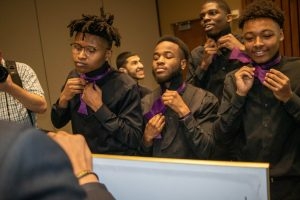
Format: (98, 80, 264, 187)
(70, 43, 98, 57)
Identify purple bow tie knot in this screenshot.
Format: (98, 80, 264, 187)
(77, 68, 111, 115)
(144, 82, 186, 139)
(229, 48, 281, 83)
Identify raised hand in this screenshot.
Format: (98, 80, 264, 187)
(217, 33, 245, 51)
(143, 113, 165, 146)
(162, 89, 190, 118)
(81, 83, 103, 112)
(264, 69, 293, 102)
(59, 77, 86, 108)
(234, 66, 255, 96)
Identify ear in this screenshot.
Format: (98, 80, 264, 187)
(105, 49, 112, 61)
(180, 59, 187, 70)
(226, 14, 233, 23)
(279, 29, 284, 42)
(119, 67, 127, 73)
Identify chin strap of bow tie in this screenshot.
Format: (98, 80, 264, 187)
(144, 82, 186, 139)
(77, 68, 110, 115)
(229, 48, 281, 83)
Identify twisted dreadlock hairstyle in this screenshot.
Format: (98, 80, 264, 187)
(67, 14, 121, 49)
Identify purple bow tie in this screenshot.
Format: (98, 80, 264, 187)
(229, 48, 281, 83)
(77, 68, 111, 115)
(144, 82, 186, 139)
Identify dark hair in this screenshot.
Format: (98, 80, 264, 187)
(156, 35, 191, 62)
(238, 0, 284, 29)
(67, 14, 121, 48)
(116, 51, 138, 69)
(202, 0, 231, 14)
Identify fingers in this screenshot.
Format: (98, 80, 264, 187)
(217, 34, 244, 50)
(263, 69, 291, 93)
(235, 66, 255, 80)
(147, 114, 165, 133)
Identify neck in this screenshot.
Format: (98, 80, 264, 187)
(160, 72, 183, 91)
(85, 61, 110, 77)
(208, 26, 231, 41)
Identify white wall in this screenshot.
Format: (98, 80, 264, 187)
(0, 0, 159, 131)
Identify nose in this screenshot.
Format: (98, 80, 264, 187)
(78, 49, 87, 59)
(254, 36, 263, 47)
(201, 13, 211, 23)
(138, 62, 144, 69)
(156, 56, 165, 64)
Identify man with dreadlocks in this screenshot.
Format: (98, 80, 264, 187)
(51, 14, 143, 155)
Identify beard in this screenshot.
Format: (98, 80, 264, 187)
(152, 67, 183, 88)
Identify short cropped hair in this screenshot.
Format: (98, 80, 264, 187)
(116, 51, 138, 69)
(202, 0, 231, 14)
(67, 14, 121, 48)
(238, 0, 284, 29)
(156, 35, 191, 62)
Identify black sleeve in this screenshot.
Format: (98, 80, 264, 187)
(82, 182, 116, 200)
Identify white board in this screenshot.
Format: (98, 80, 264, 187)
(93, 155, 269, 200)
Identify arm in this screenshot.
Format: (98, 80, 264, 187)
(264, 68, 300, 122)
(213, 67, 254, 144)
(162, 87, 218, 158)
(179, 89, 219, 159)
(187, 40, 217, 87)
(0, 125, 85, 200)
(51, 76, 86, 128)
(93, 84, 143, 149)
(0, 62, 47, 113)
(48, 131, 115, 200)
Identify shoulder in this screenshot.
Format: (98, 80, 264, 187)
(0, 121, 85, 199)
(109, 70, 137, 89)
(185, 84, 218, 102)
(191, 45, 204, 55)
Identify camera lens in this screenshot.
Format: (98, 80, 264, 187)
(0, 64, 9, 82)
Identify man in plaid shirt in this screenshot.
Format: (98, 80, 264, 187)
(0, 49, 47, 127)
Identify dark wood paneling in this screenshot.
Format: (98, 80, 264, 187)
(290, 0, 300, 56)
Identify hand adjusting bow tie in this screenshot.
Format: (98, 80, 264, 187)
(77, 68, 110, 115)
(144, 82, 186, 139)
(229, 48, 281, 83)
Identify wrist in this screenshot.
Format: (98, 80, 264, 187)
(58, 96, 69, 108)
(236, 90, 247, 97)
(178, 106, 191, 118)
(143, 135, 153, 147)
(77, 170, 99, 185)
(199, 60, 209, 71)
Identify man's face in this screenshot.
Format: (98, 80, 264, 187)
(122, 55, 145, 80)
(199, 2, 231, 38)
(152, 41, 185, 84)
(243, 18, 284, 64)
(71, 32, 111, 74)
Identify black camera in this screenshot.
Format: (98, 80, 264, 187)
(0, 64, 9, 83)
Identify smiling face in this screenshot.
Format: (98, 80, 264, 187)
(243, 18, 284, 64)
(122, 55, 145, 80)
(199, 2, 231, 38)
(152, 41, 186, 84)
(71, 32, 111, 74)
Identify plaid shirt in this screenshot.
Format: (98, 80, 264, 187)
(0, 59, 44, 126)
